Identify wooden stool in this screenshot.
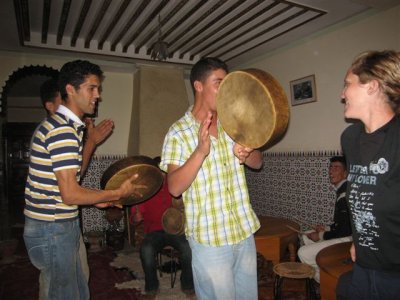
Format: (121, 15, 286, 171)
(273, 262, 317, 300)
(157, 246, 179, 288)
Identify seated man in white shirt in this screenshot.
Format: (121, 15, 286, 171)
(297, 156, 352, 283)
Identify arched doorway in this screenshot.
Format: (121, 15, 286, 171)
(0, 65, 58, 239)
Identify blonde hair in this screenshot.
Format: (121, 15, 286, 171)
(350, 50, 400, 112)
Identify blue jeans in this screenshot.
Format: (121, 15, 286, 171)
(188, 235, 258, 300)
(140, 230, 194, 293)
(23, 217, 89, 300)
(340, 263, 400, 300)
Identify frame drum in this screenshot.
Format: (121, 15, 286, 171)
(100, 155, 163, 205)
(216, 69, 289, 149)
(162, 207, 185, 235)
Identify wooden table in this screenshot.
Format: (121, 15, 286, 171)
(316, 241, 353, 300)
(254, 216, 300, 265)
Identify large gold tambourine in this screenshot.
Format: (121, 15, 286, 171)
(100, 155, 163, 206)
(216, 69, 289, 149)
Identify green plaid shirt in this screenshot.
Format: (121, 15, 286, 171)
(160, 108, 260, 246)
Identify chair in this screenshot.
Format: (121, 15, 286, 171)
(157, 246, 180, 288)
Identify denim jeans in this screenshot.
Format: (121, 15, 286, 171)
(339, 263, 400, 300)
(23, 217, 89, 300)
(188, 235, 258, 300)
(140, 230, 194, 293)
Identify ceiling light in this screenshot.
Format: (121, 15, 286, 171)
(151, 15, 169, 61)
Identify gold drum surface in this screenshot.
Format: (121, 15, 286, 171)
(162, 207, 185, 235)
(100, 155, 163, 206)
(216, 69, 289, 149)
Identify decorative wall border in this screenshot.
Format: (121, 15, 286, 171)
(247, 150, 343, 229)
(81, 154, 127, 233)
(81, 151, 345, 233)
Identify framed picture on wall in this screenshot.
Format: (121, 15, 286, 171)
(290, 74, 317, 106)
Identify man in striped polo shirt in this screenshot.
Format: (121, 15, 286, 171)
(160, 57, 263, 300)
(23, 60, 144, 300)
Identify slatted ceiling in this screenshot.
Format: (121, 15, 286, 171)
(14, 0, 30, 43)
(85, 0, 111, 48)
(226, 11, 325, 62)
(13, 0, 332, 65)
(215, 10, 308, 60)
(187, 1, 287, 60)
(170, 0, 251, 58)
(123, 0, 170, 53)
(98, 0, 130, 50)
(110, 0, 150, 52)
(217, 11, 313, 61)
(158, 0, 230, 58)
(168, 0, 227, 43)
(158, 1, 210, 43)
(134, 0, 189, 54)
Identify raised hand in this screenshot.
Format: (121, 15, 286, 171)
(197, 111, 212, 158)
(85, 118, 114, 146)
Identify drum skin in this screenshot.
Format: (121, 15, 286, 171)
(100, 155, 163, 206)
(162, 207, 185, 235)
(216, 69, 289, 149)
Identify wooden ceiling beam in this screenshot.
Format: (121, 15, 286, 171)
(145, 0, 209, 56)
(84, 0, 112, 48)
(98, 0, 131, 50)
(41, 0, 51, 43)
(110, 0, 150, 52)
(71, 0, 92, 47)
(172, 0, 248, 59)
(13, 0, 30, 43)
(133, 0, 189, 54)
(57, 0, 72, 45)
(122, 0, 169, 53)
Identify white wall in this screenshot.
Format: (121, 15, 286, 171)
(97, 70, 134, 155)
(238, 5, 400, 152)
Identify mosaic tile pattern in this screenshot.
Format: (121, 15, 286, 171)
(246, 151, 343, 230)
(81, 151, 343, 233)
(80, 155, 127, 233)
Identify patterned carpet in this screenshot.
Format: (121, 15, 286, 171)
(0, 238, 318, 300)
(110, 248, 317, 300)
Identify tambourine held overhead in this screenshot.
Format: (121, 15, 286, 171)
(216, 69, 289, 149)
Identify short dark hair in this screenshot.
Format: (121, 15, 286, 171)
(40, 78, 59, 109)
(189, 57, 228, 93)
(153, 156, 161, 165)
(58, 60, 104, 101)
(330, 156, 347, 170)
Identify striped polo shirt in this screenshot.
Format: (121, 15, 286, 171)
(160, 107, 260, 246)
(24, 105, 84, 222)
